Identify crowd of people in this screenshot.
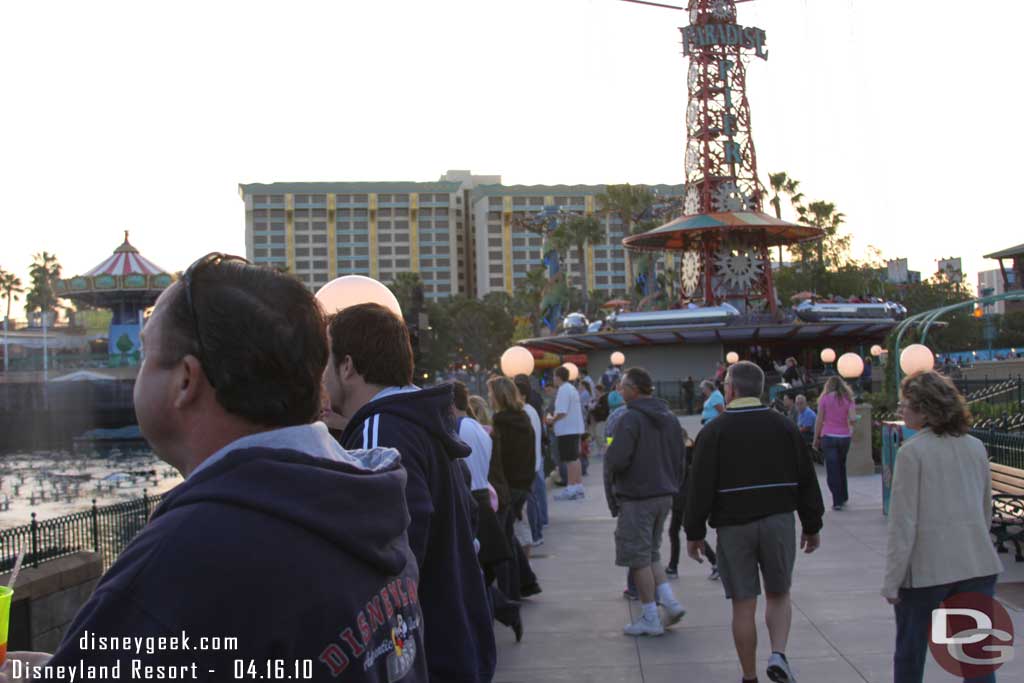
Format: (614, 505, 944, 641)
(0, 255, 1007, 683)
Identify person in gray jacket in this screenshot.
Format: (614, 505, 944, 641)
(603, 367, 687, 637)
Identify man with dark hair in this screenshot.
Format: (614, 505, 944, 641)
(547, 365, 586, 500)
(604, 367, 687, 636)
(325, 303, 496, 683)
(26, 255, 428, 681)
(685, 361, 824, 683)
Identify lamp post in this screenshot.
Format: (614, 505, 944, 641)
(562, 362, 579, 382)
(820, 348, 836, 377)
(725, 351, 739, 364)
(610, 351, 625, 367)
(899, 344, 935, 376)
(500, 346, 535, 378)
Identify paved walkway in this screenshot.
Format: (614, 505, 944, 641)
(493, 429, 1024, 682)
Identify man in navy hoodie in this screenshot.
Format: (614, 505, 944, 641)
(324, 303, 496, 683)
(4, 255, 428, 682)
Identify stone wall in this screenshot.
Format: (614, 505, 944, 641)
(2, 552, 103, 652)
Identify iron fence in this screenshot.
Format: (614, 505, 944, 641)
(974, 429, 1024, 471)
(0, 491, 164, 572)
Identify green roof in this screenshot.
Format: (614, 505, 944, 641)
(985, 243, 1024, 260)
(238, 181, 463, 197)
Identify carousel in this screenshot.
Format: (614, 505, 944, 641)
(519, 0, 902, 378)
(55, 232, 173, 365)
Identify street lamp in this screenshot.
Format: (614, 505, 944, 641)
(820, 348, 836, 364)
(837, 353, 864, 379)
(500, 346, 535, 378)
(870, 345, 883, 357)
(610, 351, 625, 366)
(900, 344, 935, 376)
(562, 362, 580, 381)
(725, 351, 739, 364)
(315, 275, 402, 318)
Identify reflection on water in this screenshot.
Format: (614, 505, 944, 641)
(0, 447, 182, 529)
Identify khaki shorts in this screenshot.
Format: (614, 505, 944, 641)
(715, 512, 796, 601)
(614, 496, 673, 569)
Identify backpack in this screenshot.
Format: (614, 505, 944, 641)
(591, 393, 610, 422)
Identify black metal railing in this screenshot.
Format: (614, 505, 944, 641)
(0, 491, 164, 572)
(975, 429, 1024, 470)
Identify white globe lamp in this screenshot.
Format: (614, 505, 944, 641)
(725, 351, 739, 364)
(820, 348, 837, 365)
(610, 351, 625, 367)
(500, 346, 535, 378)
(562, 362, 580, 381)
(870, 344, 883, 357)
(837, 353, 865, 379)
(900, 344, 935, 376)
(315, 275, 402, 318)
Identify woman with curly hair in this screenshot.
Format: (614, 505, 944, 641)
(884, 370, 1003, 683)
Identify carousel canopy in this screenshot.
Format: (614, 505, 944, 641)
(56, 232, 173, 303)
(623, 211, 824, 252)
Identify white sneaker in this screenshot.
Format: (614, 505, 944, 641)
(767, 652, 796, 682)
(623, 614, 664, 637)
(554, 489, 577, 501)
(662, 601, 687, 626)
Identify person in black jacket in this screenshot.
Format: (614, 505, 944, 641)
(487, 376, 541, 599)
(685, 361, 824, 683)
(326, 304, 496, 683)
(603, 367, 687, 637)
(23, 255, 429, 682)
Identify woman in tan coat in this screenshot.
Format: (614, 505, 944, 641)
(884, 371, 1003, 682)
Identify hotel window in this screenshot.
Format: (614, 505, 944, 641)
(271, 248, 286, 257)
(394, 231, 409, 241)
(253, 222, 268, 230)
(395, 259, 410, 269)
(312, 209, 326, 218)
(269, 195, 284, 202)
(488, 225, 502, 235)
(313, 260, 327, 270)
(337, 234, 351, 243)
(254, 248, 267, 257)
(489, 196, 503, 207)
(253, 209, 269, 219)
(378, 221, 391, 230)
(488, 250, 501, 261)
(420, 246, 433, 255)
(378, 233, 392, 242)
(394, 194, 409, 202)
(395, 208, 408, 217)
(312, 222, 327, 231)
(354, 221, 368, 231)
(489, 264, 503, 274)
(294, 234, 309, 244)
(379, 208, 392, 217)
(395, 246, 410, 255)
(354, 247, 369, 256)
(253, 195, 268, 203)
(378, 194, 392, 202)
(380, 259, 393, 269)
(394, 220, 408, 231)
(312, 234, 327, 244)
(313, 247, 327, 257)
(421, 259, 434, 268)
(336, 194, 351, 204)
(529, 197, 544, 206)
(295, 248, 310, 257)
(354, 209, 368, 218)
(337, 208, 351, 218)
(437, 258, 450, 267)
(270, 234, 285, 244)
(488, 238, 502, 248)
(296, 261, 310, 270)
(379, 246, 393, 255)
(490, 278, 503, 287)
(337, 247, 351, 257)
(353, 194, 368, 202)
(435, 221, 449, 229)
(253, 235, 267, 244)
(271, 209, 285, 219)
(311, 194, 326, 203)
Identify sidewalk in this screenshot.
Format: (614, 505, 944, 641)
(493, 454, 1024, 682)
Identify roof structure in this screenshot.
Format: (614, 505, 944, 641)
(623, 211, 823, 252)
(520, 319, 897, 354)
(984, 243, 1024, 260)
(85, 232, 168, 276)
(238, 181, 464, 197)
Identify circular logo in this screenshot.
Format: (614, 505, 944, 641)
(928, 591, 1015, 678)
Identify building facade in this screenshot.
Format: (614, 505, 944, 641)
(978, 268, 1010, 314)
(239, 173, 682, 301)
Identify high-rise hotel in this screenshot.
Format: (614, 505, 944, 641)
(239, 171, 683, 301)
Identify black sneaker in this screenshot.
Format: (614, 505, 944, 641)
(665, 566, 679, 578)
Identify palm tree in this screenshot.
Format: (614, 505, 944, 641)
(26, 252, 62, 318)
(552, 215, 605, 316)
(0, 269, 24, 323)
(595, 184, 656, 300)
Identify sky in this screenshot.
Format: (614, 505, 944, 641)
(1, 0, 1019, 318)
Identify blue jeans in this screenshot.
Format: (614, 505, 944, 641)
(821, 436, 850, 507)
(894, 574, 998, 683)
(527, 471, 548, 542)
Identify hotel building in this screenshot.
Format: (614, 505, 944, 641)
(239, 172, 683, 301)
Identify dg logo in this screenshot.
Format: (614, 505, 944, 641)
(930, 592, 1015, 678)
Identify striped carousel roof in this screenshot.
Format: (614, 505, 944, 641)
(85, 231, 168, 276)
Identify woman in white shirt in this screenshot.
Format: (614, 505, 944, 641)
(884, 371, 1003, 683)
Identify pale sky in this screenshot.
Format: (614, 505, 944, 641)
(1, 0, 1018, 318)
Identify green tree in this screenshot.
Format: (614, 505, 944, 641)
(596, 184, 656, 298)
(26, 252, 63, 317)
(387, 271, 424, 317)
(445, 296, 515, 370)
(0, 269, 25, 322)
(768, 172, 804, 266)
(551, 215, 605, 315)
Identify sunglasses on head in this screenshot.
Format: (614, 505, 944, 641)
(181, 252, 250, 387)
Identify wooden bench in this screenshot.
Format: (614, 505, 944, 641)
(991, 462, 1024, 561)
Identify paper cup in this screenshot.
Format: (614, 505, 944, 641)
(0, 586, 12, 665)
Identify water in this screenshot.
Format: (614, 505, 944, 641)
(0, 447, 182, 528)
